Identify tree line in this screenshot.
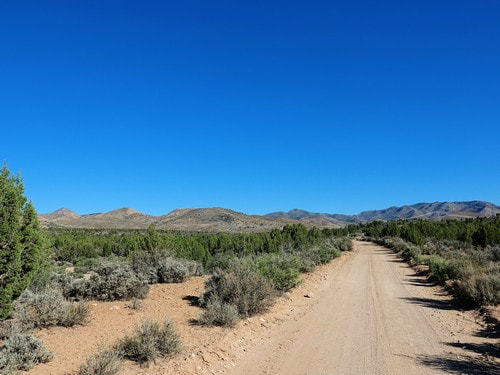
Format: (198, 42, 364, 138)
(355, 216, 500, 247)
(47, 223, 347, 265)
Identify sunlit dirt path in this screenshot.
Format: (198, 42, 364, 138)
(230, 241, 498, 375)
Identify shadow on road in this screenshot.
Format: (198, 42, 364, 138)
(418, 354, 500, 375)
(447, 342, 500, 359)
(403, 277, 437, 288)
(400, 296, 461, 311)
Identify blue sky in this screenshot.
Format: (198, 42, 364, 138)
(1, 1, 499, 215)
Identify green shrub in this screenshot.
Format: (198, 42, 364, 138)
(300, 245, 341, 266)
(206, 253, 238, 271)
(202, 262, 276, 317)
(254, 254, 302, 291)
(13, 289, 89, 329)
(78, 349, 121, 375)
(199, 296, 239, 327)
(296, 256, 316, 273)
(117, 320, 181, 365)
(427, 256, 453, 282)
(73, 264, 149, 301)
(0, 333, 52, 372)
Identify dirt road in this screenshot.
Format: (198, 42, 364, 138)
(231, 241, 499, 375)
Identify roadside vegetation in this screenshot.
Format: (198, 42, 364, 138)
(0, 163, 351, 372)
(357, 217, 500, 306)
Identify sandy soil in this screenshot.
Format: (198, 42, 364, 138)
(27, 241, 498, 375)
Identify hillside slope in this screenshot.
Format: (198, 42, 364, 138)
(39, 207, 290, 232)
(39, 201, 499, 232)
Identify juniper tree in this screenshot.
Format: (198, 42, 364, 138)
(0, 164, 45, 319)
(144, 223, 159, 252)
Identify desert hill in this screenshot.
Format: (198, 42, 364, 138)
(39, 201, 499, 232)
(39, 207, 291, 232)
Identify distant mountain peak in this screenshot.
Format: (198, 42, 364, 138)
(266, 201, 499, 226)
(46, 208, 80, 218)
(108, 207, 142, 215)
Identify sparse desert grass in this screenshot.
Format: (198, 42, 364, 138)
(0, 333, 52, 372)
(117, 320, 181, 365)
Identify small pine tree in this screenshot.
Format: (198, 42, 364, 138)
(144, 223, 159, 252)
(0, 164, 45, 319)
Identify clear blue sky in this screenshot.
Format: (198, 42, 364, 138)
(1, 1, 499, 215)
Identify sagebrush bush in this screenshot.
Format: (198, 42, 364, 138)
(129, 298, 144, 310)
(452, 266, 500, 306)
(63, 301, 90, 327)
(202, 262, 276, 317)
(254, 254, 302, 291)
(132, 250, 202, 284)
(78, 349, 121, 375)
(157, 258, 191, 283)
(117, 320, 181, 365)
(0, 320, 23, 340)
(73, 264, 149, 301)
(0, 333, 52, 372)
(199, 295, 239, 327)
(328, 237, 353, 252)
(14, 289, 89, 329)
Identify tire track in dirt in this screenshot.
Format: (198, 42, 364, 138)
(229, 241, 498, 375)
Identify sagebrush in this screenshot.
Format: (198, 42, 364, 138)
(202, 262, 276, 317)
(14, 289, 89, 329)
(0, 333, 52, 372)
(78, 349, 121, 375)
(117, 320, 181, 365)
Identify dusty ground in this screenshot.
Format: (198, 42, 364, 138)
(28, 241, 498, 375)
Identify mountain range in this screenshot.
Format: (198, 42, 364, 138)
(39, 201, 500, 233)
